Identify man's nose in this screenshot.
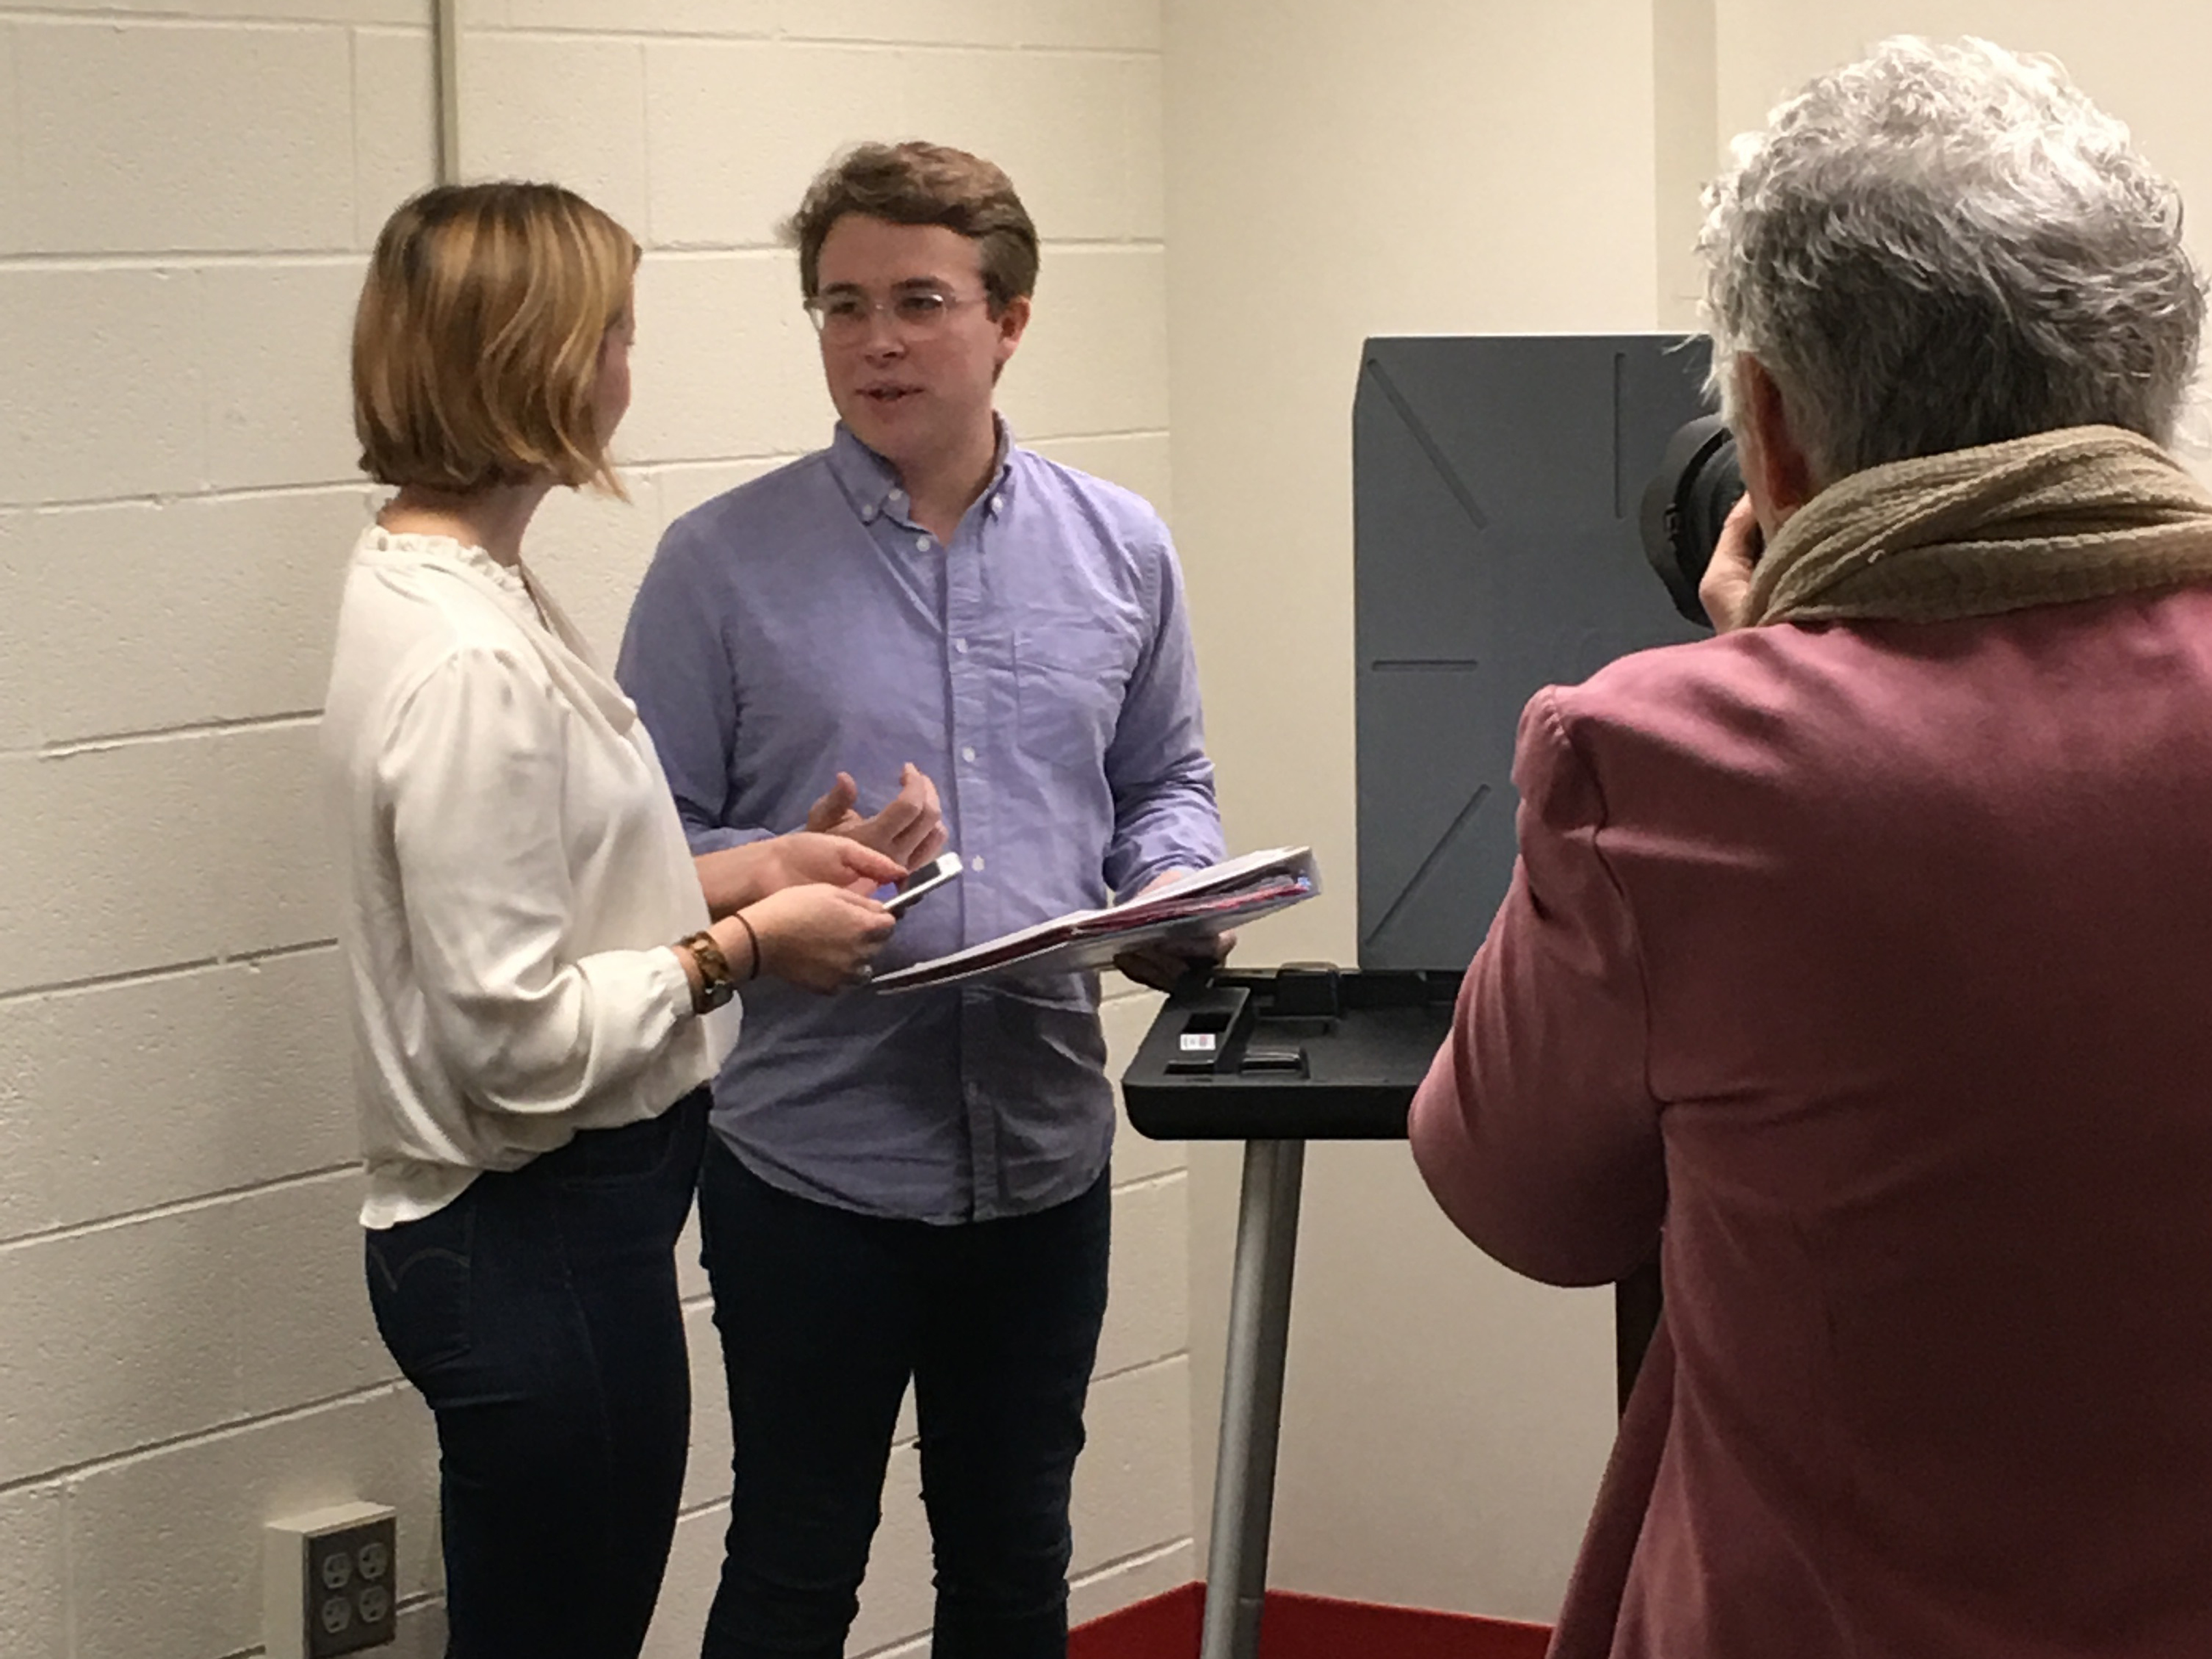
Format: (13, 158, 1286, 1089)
(860, 308, 906, 355)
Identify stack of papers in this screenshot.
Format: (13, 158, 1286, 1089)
(872, 847, 1319, 994)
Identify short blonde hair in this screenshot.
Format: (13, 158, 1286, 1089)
(353, 182, 639, 496)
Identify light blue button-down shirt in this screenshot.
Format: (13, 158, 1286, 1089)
(617, 425, 1223, 1222)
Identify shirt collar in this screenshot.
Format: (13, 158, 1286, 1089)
(827, 417, 1018, 527)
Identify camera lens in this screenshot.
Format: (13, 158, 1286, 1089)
(1638, 415, 1743, 628)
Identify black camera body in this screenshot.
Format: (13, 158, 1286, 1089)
(1638, 415, 1744, 627)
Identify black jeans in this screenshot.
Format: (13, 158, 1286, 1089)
(364, 1090, 709, 1659)
(697, 1137, 1113, 1659)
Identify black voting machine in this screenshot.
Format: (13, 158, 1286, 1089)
(1120, 335, 1711, 1659)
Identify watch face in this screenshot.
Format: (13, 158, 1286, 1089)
(702, 978, 737, 1011)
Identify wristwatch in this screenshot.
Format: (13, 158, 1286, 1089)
(679, 930, 740, 1012)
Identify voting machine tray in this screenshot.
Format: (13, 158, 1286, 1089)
(1121, 966, 1461, 1142)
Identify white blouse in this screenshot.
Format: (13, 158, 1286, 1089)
(321, 528, 740, 1228)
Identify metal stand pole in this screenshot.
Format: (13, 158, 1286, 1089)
(1200, 1138, 1307, 1659)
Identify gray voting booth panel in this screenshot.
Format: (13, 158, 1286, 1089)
(1354, 334, 1714, 972)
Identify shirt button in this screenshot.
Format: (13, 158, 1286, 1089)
(971, 854, 987, 871)
(953, 637, 969, 654)
(961, 745, 978, 763)
(916, 534, 933, 552)
(861, 506, 877, 523)
(990, 494, 1006, 514)
(888, 488, 906, 506)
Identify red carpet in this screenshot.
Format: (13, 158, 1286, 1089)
(1070, 1583, 1552, 1658)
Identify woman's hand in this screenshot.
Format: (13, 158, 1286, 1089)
(695, 834, 904, 916)
(743, 885, 896, 994)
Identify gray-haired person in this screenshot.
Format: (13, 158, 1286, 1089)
(1410, 36, 2212, 1659)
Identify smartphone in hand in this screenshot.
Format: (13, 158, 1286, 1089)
(885, 851, 963, 917)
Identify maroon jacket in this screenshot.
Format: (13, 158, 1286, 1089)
(1412, 588, 2212, 1658)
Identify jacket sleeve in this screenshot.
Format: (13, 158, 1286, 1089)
(1408, 686, 1666, 1286)
(380, 644, 695, 1117)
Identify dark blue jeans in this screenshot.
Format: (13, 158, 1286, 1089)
(365, 1090, 709, 1659)
(697, 1137, 1112, 1659)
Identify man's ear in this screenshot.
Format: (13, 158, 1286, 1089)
(1736, 354, 1818, 523)
(994, 294, 1032, 362)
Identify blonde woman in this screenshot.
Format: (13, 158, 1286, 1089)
(323, 182, 916, 1656)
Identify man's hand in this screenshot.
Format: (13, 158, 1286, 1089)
(1113, 870, 1237, 992)
(694, 833, 905, 917)
(1698, 495, 1764, 633)
(806, 763, 948, 872)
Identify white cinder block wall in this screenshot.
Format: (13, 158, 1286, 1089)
(0, 1, 1192, 1654)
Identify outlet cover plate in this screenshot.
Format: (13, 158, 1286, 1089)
(266, 1502, 398, 1659)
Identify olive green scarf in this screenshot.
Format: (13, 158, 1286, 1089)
(1745, 425, 2212, 627)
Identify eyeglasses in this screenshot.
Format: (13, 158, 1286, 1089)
(803, 287, 990, 343)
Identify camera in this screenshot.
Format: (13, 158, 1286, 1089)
(1638, 415, 1744, 627)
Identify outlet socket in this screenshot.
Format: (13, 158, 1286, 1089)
(264, 1502, 399, 1658)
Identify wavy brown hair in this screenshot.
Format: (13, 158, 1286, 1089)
(783, 142, 1039, 310)
(353, 182, 639, 497)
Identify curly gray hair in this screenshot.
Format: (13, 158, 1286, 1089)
(1699, 36, 2204, 482)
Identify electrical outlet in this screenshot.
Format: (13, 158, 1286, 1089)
(265, 1502, 399, 1659)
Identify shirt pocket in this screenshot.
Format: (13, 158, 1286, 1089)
(1015, 622, 1138, 770)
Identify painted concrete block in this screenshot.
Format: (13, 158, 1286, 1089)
(461, 33, 649, 242)
(902, 50, 1146, 245)
(503, 0, 775, 31)
(996, 247, 1169, 441)
(0, 517, 37, 755)
(65, 1384, 439, 1659)
(353, 26, 438, 250)
(393, 1597, 451, 1659)
(775, 0, 1002, 47)
(1070, 1356, 1193, 1571)
(202, 259, 368, 492)
(1068, 1536, 1196, 1627)
(642, 1501, 726, 1658)
(0, 27, 20, 260)
(644, 40, 911, 252)
(1121, 54, 1166, 243)
(526, 473, 664, 668)
(1004, 0, 1162, 51)
(0, 1483, 66, 1659)
(24, 0, 421, 18)
(1028, 432, 1172, 528)
(0, 267, 204, 507)
(1098, 1171, 1189, 1380)
(653, 456, 792, 530)
(0, 1172, 392, 1484)
(0, 722, 328, 994)
(625, 253, 827, 465)
(676, 1201, 708, 1300)
(678, 1298, 732, 1514)
(780, 0, 1160, 51)
(16, 19, 355, 255)
(1, 488, 371, 747)
(0, 950, 354, 1243)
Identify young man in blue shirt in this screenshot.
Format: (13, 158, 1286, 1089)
(617, 141, 1224, 1659)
